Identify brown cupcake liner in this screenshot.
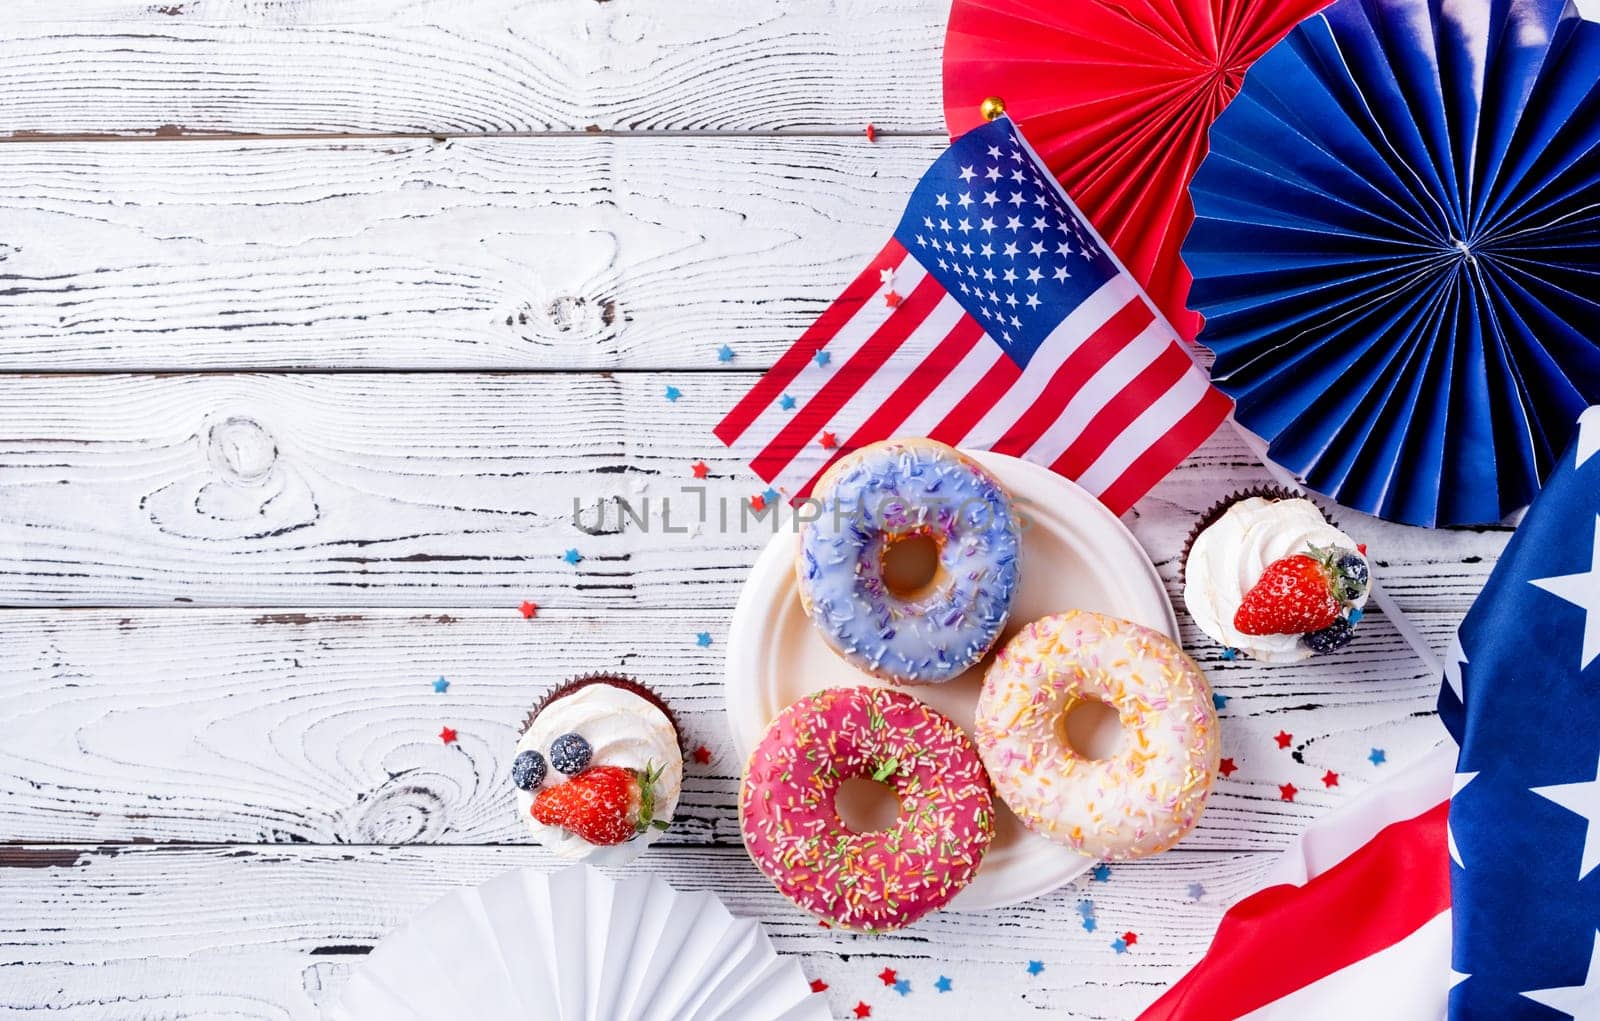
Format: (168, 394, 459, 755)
(1179, 485, 1344, 586)
(520, 672, 684, 752)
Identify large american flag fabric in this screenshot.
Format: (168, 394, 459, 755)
(715, 117, 1231, 514)
(1140, 406, 1600, 1021)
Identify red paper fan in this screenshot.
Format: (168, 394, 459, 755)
(943, 0, 1331, 341)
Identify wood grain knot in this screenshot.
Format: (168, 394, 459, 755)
(142, 412, 319, 540)
(337, 778, 451, 844)
(206, 416, 277, 486)
(544, 295, 619, 336)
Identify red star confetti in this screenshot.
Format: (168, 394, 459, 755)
(1218, 757, 1238, 778)
(439, 726, 458, 745)
(854, 1004, 872, 1019)
(884, 290, 903, 308)
(519, 600, 538, 619)
(691, 461, 709, 479)
(820, 431, 839, 450)
(1279, 782, 1298, 801)
(878, 967, 897, 986)
(865, 123, 877, 143)
(692, 745, 713, 765)
(1274, 730, 1293, 749)
(1123, 931, 1138, 946)
(750, 494, 768, 512)
(810, 978, 828, 993)
(1323, 770, 1340, 788)
(818, 920, 831, 929)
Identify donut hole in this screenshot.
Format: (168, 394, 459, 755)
(879, 530, 944, 601)
(1055, 697, 1122, 761)
(834, 776, 903, 834)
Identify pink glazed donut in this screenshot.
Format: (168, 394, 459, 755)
(739, 686, 995, 932)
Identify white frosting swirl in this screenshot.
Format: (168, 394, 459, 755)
(514, 684, 682, 864)
(1183, 497, 1369, 664)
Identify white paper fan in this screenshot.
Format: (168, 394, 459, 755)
(331, 864, 830, 1021)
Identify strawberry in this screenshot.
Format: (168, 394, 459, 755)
(1233, 553, 1340, 635)
(531, 763, 668, 846)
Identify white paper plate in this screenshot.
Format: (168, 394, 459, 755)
(332, 864, 830, 1021)
(725, 449, 1178, 911)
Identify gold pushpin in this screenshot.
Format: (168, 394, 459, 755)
(980, 95, 1007, 122)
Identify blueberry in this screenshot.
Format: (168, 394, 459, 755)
(1302, 617, 1356, 655)
(512, 750, 547, 791)
(549, 732, 593, 775)
(1334, 552, 1369, 602)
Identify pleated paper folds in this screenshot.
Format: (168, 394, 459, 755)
(1185, 0, 1600, 526)
(944, 0, 1331, 341)
(332, 865, 829, 1021)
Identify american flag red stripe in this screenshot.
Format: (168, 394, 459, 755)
(1137, 743, 1456, 1021)
(717, 117, 1231, 515)
(714, 240, 906, 447)
(797, 315, 990, 496)
(748, 272, 947, 481)
(990, 297, 1153, 458)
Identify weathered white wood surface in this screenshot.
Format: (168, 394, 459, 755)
(0, 137, 937, 370)
(1, 843, 1275, 1020)
(0, 0, 1508, 1016)
(0, 0, 948, 138)
(0, 375, 1505, 609)
(0, 602, 1460, 849)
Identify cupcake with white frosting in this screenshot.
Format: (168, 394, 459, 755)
(1182, 488, 1371, 664)
(511, 674, 683, 864)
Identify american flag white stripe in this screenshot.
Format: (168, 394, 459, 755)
(717, 116, 1231, 515)
(956, 274, 1143, 452)
(1073, 353, 1221, 495)
(764, 287, 969, 495)
(1009, 318, 1172, 465)
(882, 329, 1001, 443)
(1139, 743, 1456, 1021)
(728, 258, 931, 470)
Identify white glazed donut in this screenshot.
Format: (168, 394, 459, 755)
(974, 611, 1220, 860)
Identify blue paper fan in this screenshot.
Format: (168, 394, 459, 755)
(1183, 0, 1600, 527)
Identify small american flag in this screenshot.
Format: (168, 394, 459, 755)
(716, 117, 1231, 514)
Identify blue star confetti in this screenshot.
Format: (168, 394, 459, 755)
(1026, 960, 1044, 976)
(1091, 863, 1111, 882)
(1348, 608, 1365, 625)
(716, 345, 736, 363)
(433, 677, 450, 694)
(562, 548, 582, 565)
(814, 350, 831, 367)
(894, 979, 911, 996)
(695, 632, 713, 648)
(1369, 748, 1386, 766)
(1078, 898, 1098, 931)
(762, 487, 780, 506)
(1187, 882, 1206, 901)
(1221, 647, 1238, 661)
(934, 976, 952, 993)
(1213, 692, 1230, 709)
(779, 394, 797, 410)
(1111, 938, 1128, 954)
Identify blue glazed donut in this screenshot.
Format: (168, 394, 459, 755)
(797, 438, 1022, 684)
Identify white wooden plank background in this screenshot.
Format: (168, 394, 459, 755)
(0, 137, 939, 370)
(0, 1, 1508, 1018)
(0, 0, 949, 138)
